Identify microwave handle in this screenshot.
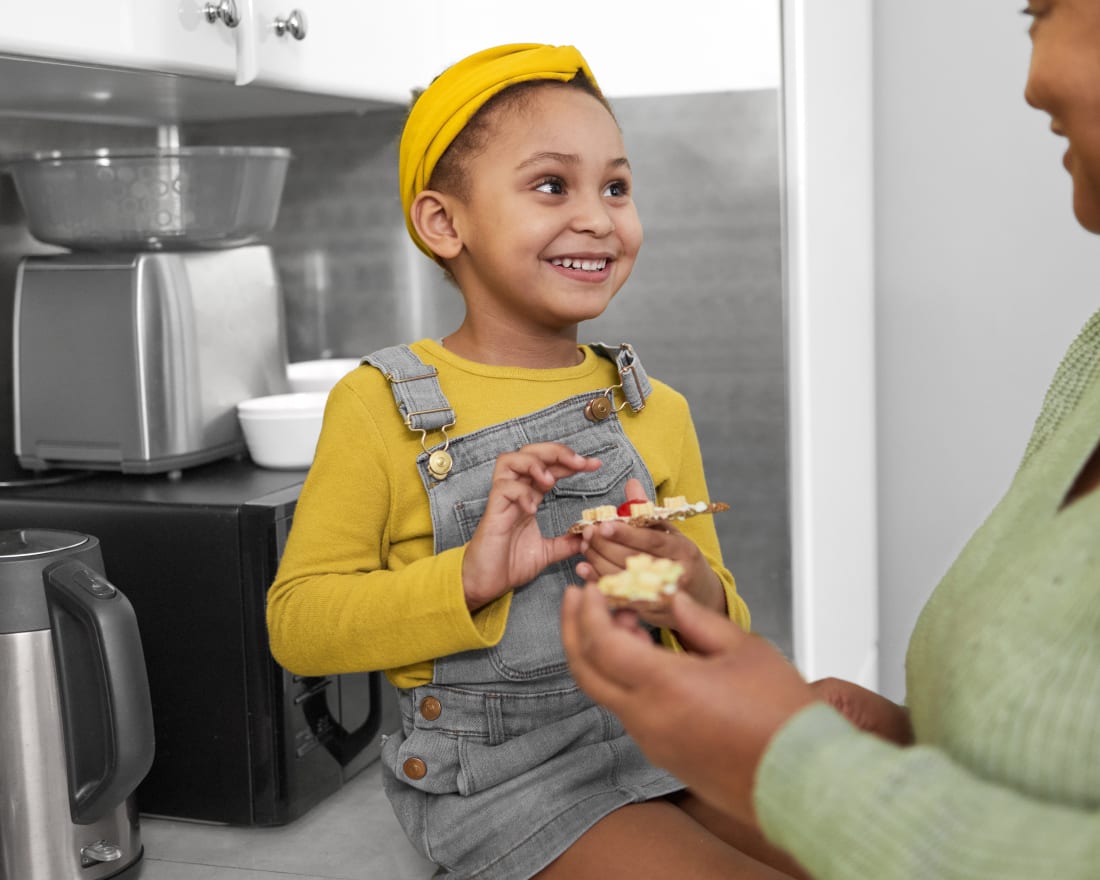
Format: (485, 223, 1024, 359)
(300, 671, 382, 767)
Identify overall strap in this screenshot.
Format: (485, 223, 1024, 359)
(589, 342, 652, 412)
(361, 345, 456, 432)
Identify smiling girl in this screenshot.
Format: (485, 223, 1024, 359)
(266, 44, 792, 879)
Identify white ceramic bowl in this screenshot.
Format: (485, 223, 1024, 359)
(237, 392, 327, 469)
(286, 358, 361, 393)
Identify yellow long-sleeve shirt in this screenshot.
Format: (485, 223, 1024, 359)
(267, 339, 749, 688)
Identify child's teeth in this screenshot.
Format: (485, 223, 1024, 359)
(553, 258, 607, 271)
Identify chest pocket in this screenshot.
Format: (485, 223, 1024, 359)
(452, 437, 640, 543)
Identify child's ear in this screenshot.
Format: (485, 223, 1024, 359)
(410, 191, 463, 260)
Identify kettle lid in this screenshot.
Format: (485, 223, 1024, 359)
(0, 529, 100, 634)
(0, 528, 89, 559)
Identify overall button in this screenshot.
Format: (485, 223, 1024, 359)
(584, 396, 612, 422)
(419, 696, 442, 721)
(403, 757, 427, 780)
(428, 449, 453, 479)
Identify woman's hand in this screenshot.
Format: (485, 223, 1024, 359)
(809, 677, 914, 745)
(575, 479, 726, 631)
(462, 442, 600, 612)
(561, 583, 817, 828)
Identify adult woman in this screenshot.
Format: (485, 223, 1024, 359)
(561, 2, 1100, 877)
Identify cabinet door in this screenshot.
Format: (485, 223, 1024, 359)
(0, 0, 237, 80)
(244, 1, 426, 103)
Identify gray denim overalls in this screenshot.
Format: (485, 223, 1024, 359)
(364, 343, 683, 880)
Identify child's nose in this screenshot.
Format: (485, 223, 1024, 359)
(571, 194, 615, 236)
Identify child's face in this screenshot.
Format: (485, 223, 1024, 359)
(448, 85, 643, 335)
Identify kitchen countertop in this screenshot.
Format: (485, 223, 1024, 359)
(139, 760, 437, 879)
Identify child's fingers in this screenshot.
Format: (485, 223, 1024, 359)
(623, 477, 647, 501)
(485, 472, 552, 517)
(542, 533, 586, 567)
(583, 521, 683, 573)
(494, 443, 600, 488)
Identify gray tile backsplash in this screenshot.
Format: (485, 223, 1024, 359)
(0, 91, 791, 653)
(187, 108, 455, 360)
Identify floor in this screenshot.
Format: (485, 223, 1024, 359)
(138, 761, 437, 880)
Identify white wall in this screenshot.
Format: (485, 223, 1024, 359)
(416, 1, 781, 96)
(873, 5, 1100, 700)
(782, 0, 878, 687)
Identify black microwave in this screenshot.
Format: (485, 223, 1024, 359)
(0, 457, 397, 826)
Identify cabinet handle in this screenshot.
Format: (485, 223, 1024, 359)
(274, 9, 308, 40)
(204, 0, 241, 28)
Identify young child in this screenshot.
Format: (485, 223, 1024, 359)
(267, 43, 792, 880)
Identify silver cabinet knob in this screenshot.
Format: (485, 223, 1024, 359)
(204, 0, 241, 28)
(274, 9, 308, 40)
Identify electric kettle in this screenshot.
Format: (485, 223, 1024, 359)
(0, 528, 154, 880)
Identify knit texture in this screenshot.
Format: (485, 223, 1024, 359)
(267, 340, 747, 688)
(755, 309, 1100, 878)
(1022, 308, 1100, 465)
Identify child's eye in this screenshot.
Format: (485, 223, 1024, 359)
(535, 177, 565, 195)
(603, 180, 630, 198)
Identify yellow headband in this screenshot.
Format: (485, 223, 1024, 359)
(398, 43, 601, 259)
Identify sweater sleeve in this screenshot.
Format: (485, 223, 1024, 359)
(266, 379, 510, 677)
(634, 391, 750, 636)
(754, 704, 1100, 878)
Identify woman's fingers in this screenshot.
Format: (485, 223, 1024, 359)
(665, 590, 748, 655)
(561, 583, 669, 695)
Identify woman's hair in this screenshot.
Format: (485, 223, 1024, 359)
(425, 71, 615, 201)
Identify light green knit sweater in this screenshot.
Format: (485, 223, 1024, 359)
(755, 309, 1100, 878)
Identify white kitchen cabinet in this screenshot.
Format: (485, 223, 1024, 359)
(0, 0, 422, 101)
(243, 1, 426, 103)
(0, 0, 238, 81)
(0, 0, 413, 122)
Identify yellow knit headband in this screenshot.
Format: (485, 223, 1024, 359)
(398, 43, 601, 259)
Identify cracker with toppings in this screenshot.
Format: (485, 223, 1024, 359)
(596, 553, 684, 610)
(568, 495, 730, 534)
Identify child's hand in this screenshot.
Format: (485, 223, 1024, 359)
(808, 677, 914, 745)
(576, 479, 727, 631)
(462, 442, 601, 612)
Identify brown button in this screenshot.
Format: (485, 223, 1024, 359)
(584, 396, 612, 421)
(419, 696, 442, 721)
(403, 757, 427, 780)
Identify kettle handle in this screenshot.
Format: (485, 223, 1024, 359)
(44, 559, 155, 825)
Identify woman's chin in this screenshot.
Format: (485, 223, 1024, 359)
(1072, 200, 1100, 235)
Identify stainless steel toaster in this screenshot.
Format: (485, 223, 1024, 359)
(13, 246, 289, 474)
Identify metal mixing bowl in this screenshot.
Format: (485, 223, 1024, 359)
(3, 146, 292, 251)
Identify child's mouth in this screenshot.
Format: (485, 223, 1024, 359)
(550, 257, 608, 272)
